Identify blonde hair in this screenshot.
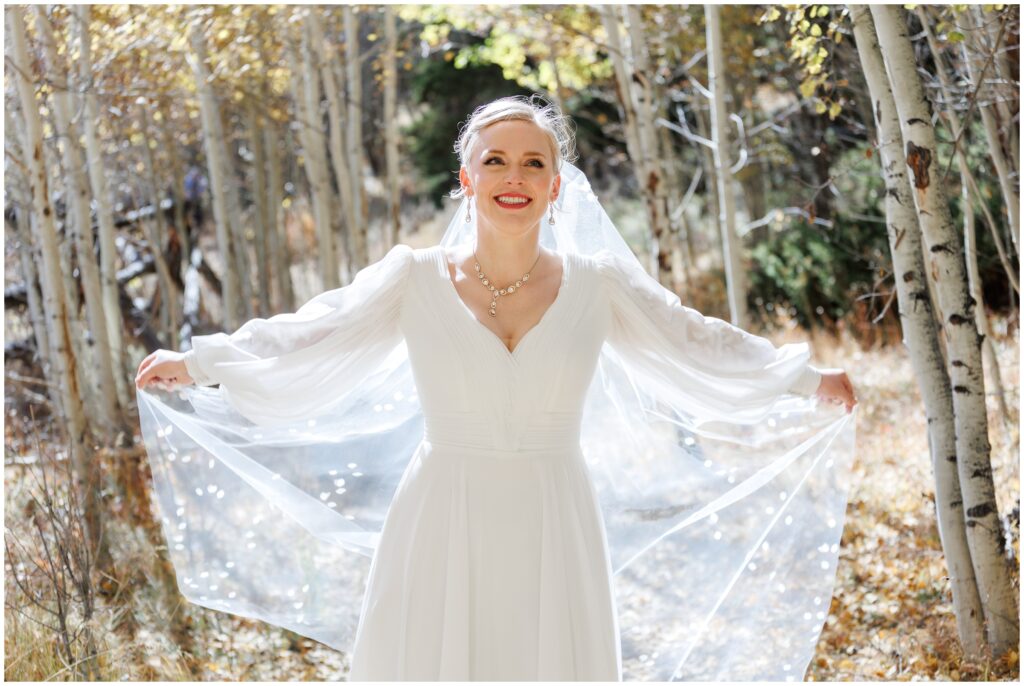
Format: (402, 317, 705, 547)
(450, 95, 577, 200)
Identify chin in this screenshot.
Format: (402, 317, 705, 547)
(480, 215, 542, 236)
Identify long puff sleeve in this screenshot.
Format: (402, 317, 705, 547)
(595, 249, 821, 425)
(182, 243, 415, 426)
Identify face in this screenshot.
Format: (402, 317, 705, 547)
(459, 119, 561, 238)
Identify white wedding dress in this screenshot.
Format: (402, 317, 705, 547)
(139, 242, 854, 681)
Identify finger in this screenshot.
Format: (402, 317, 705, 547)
(138, 368, 162, 389)
(136, 355, 158, 381)
(138, 352, 158, 372)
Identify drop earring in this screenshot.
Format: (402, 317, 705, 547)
(465, 197, 472, 223)
(548, 201, 556, 225)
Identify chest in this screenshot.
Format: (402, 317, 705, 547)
(447, 262, 563, 355)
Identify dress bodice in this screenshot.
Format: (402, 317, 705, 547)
(401, 247, 606, 453)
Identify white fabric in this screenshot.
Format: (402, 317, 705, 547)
(137, 162, 856, 681)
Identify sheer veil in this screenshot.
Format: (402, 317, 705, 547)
(137, 161, 856, 680)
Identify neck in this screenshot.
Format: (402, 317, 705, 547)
(473, 225, 543, 283)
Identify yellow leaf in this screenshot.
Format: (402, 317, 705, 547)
(815, 101, 828, 114)
(811, 23, 822, 37)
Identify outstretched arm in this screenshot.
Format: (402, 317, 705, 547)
(595, 249, 856, 423)
(136, 244, 415, 425)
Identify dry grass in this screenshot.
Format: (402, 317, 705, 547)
(805, 317, 1020, 681)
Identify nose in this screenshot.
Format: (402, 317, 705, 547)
(502, 167, 526, 185)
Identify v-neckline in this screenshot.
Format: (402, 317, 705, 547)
(435, 246, 570, 359)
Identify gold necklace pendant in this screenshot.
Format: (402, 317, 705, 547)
(473, 250, 540, 317)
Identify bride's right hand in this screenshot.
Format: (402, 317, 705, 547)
(135, 349, 195, 391)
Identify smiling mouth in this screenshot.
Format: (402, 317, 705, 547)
(495, 195, 532, 210)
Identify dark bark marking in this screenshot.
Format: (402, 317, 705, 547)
(905, 141, 932, 189)
(646, 170, 660, 195)
(930, 242, 955, 254)
(966, 502, 995, 518)
(902, 270, 915, 283)
(948, 313, 972, 326)
(893, 226, 906, 250)
(907, 118, 928, 126)
(952, 385, 971, 394)
(951, 359, 966, 367)
(970, 467, 992, 479)
(911, 289, 929, 310)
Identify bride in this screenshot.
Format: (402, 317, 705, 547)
(136, 96, 857, 681)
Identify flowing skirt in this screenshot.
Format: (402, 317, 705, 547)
(348, 439, 621, 680)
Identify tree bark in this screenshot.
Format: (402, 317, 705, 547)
(915, 7, 1013, 427)
(706, 5, 748, 327)
(344, 5, 370, 271)
(5, 107, 53, 382)
(600, 6, 674, 287)
(137, 105, 182, 347)
(8, 5, 112, 575)
(308, 12, 355, 278)
(189, 23, 244, 329)
(246, 102, 272, 315)
(962, 8, 1020, 255)
(288, 13, 340, 290)
(383, 5, 402, 250)
(265, 122, 295, 311)
(71, 5, 132, 411)
(851, 5, 987, 658)
(871, 4, 1019, 658)
(34, 5, 125, 433)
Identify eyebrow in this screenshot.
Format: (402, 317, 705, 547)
(483, 149, 548, 158)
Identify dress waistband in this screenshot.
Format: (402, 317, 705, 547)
(422, 410, 583, 456)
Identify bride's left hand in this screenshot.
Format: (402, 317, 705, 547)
(814, 369, 857, 413)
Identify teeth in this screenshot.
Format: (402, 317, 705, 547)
(497, 196, 529, 205)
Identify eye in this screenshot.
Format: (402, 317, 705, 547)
(484, 156, 503, 165)
(527, 159, 544, 168)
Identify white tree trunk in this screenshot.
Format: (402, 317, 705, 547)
(33, 5, 124, 431)
(383, 5, 401, 250)
(8, 6, 110, 570)
(71, 5, 132, 411)
(344, 5, 369, 270)
(706, 5, 748, 327)
(138, 105, 182, 347)
(246, 102, 272, 315)
(189, 24, 244, 329)
(915, 7, 1013, 426)
(4, 106, 53, 377)
(962, 9, 1019, 255)
(308, 13, 355, 277)
(694, 103, 725, 273)
(286, 14, 340, 290)
(871, 4, 1019, 657)
(265, 123, 295, 311)
(973, 6, 1019, 191)
(851, 5, 987, 658)
(601, 6, 675, 287)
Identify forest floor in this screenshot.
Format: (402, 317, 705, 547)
(4, 315, 1019, 682)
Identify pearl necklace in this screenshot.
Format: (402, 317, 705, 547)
(473, 249, 542, 317)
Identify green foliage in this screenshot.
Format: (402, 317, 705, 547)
(748, 213, 886, 329)
(401, 5, 612, 97)
(403, 54, 534, 204)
